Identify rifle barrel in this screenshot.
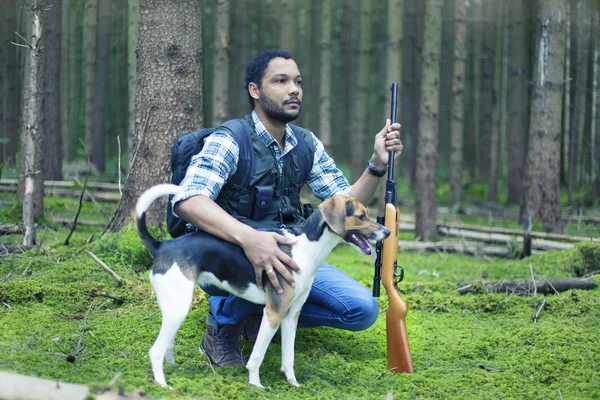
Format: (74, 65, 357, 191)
(388, 83, 399, 179)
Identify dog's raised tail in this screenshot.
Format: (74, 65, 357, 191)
(135, 184, 184, 252)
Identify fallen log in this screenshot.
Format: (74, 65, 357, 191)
(437, 227, 575, 251)
(0, 178, 120, 191)
(0, 185, 120, 202)
(53, 217, 106, 226)
(457, 277, 596, 295)
(0, 224, 24, 235)
(0, 244, 47, 254)
(398, 240, 523, 258)
(438, 222, 600, 243)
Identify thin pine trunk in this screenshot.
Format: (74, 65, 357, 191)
(212, 0, 229, 125)
(561, 3, 571, 187)
(43, 0, 62, 180)
(590, 11, 598, 199)
(84, 0, 98, 153)
(450, 0, 467, 207)
(127, 0, 139, 153)
(470, 1, 483, 180)
(507, 0, 529, 205)
(488, 1, 504, 202)
(22, 2, 45, 246)
(279, 0, 297, 55)
(91, 0, 110, 172)
(415, 0, 443, 241)
(319, 0, 333, 152)
(3, 0, 18, 165)
(350, 0, 372, 181)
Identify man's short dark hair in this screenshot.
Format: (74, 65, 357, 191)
(245, 49, 293, 109)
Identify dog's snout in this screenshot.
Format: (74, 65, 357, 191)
(381, 226, 391, 239)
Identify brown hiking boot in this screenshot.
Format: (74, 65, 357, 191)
(199, 313, 246, 367)
(241, 312, 262, 342)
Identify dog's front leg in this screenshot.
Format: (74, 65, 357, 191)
(279, 292, 308, 387)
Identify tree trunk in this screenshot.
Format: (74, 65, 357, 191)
(3, 0, 18, 166)
(479, 0, 495, 182)
(469, 0, 483, 180)
(127, 0, 139, 154)
(212, 0, 229, 126)
(520, 0, 566, 233)
(318, 0, 333, 152)
(350, 0, 372, 182)
(65, 0, 84, 162)
(488, 1, 505, 202)
(561, 2, 571, 187)
(415, 0, 442, 241)
(112, 0, 203, 230)
(43, 0, 62, 180)
(279, 0, 297, 56)
(84, 0, 98, 154)
(378, 0, 403, 215)
(232, 0, 249, 117)
(574, 0, 590, 190)
(591, 11, 600, 201)
(507, 0, 529, 205)
(91, 0, 111, 172)
(21, 2, 45, 246)
(450, 0, 467, 207)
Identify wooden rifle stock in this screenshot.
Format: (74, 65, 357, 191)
(374, 82, 414, 373)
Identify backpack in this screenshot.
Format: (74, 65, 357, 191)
(166, 118, 313, 238)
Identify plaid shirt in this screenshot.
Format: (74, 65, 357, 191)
(172, 111, 350, 209)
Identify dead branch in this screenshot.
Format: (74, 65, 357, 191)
(0, 224, 24, 235)
(457, 278, 596, 295)
(398, 240, 518, 258)
(532, 299, 547, 323)
(64, 167, 91, 246)
(0, 244, 42, 255)
(84, 250, 123, 285)
(94, 291, 124, 303)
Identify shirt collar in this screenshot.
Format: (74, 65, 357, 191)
(251, 110, 298, 155)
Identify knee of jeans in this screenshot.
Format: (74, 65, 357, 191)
(344, 296, 379, 332)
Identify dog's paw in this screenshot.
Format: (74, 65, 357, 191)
(287, 378, 301, 387)
(248, 380, 266, 389)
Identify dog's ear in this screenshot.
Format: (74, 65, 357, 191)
(319, 197, 347, 236)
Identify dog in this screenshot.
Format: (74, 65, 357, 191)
(135, 184, 390, 388)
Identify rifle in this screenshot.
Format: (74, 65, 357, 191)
(372, 82, 414, 374)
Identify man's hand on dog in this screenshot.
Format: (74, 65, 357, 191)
(240, 231, 300, 294)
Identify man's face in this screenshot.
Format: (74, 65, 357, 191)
(255, 57, 303, 123)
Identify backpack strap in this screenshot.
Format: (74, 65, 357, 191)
(218, 119, 253, 200)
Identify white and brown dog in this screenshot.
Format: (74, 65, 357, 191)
(136, 184, 389, 388)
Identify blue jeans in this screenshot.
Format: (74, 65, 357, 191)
(206, 263, 379, 331)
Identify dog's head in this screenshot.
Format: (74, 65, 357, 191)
(318, 195, 390, 256)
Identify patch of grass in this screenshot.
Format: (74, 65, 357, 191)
(1, 191, 599, 399)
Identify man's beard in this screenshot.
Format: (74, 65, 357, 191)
(259, 90, 301, 123)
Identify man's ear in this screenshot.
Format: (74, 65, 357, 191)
(319, 197, 346, 236)
(248, 82, 260, 101)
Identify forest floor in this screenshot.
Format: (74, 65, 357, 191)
(0, 190, 599, 399)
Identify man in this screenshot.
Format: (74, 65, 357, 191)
(172, 50, 403, 367)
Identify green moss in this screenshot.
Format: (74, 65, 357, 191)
(1, 199, 599, 399)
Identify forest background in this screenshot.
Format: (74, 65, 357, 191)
(0, 0, 600, 399)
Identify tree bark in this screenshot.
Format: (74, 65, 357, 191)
(83, 0, 97, 154)
(414, 0, 442, 241)
(21, 2, 45, 246)
(127, 0, 139, 154)
(43, 0, 62, 180)
(350, 0, 372, 182)
(212, 0, 229, 126)
(112, 0, 203, 230)
(520, 0, 566, 233)
(279, 0, 297, 56)
(318, 0, 333, 153)
(507, 0, 529, 205)
(450, 0, 467, 207)
(91, 0, 111, 172)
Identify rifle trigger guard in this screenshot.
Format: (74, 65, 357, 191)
(394, 263, 405, 285)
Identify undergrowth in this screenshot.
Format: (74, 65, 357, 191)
(0, 193, 599, 399)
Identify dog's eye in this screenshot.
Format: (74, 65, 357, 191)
(357, 214, 367, 221)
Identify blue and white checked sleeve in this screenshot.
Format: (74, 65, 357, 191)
(171, 130, 240, 207)
(306, 132, 351, 200)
